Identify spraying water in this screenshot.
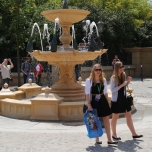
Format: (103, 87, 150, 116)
(31, 23, 43, 51)
(81, 20, 90, 50)
(54, 18, 59, 34)
(72, 25, 75, 48)
(43, 24, 50, 44)
(90, 21, 99, 36)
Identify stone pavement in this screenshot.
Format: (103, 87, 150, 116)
(0, 78, 152, 152)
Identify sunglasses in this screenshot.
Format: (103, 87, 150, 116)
(94, 69, 101, 71)
(119, 65, 124, 69)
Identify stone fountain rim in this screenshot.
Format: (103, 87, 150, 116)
(29, 49, 107, 54)
(41, 9, 90, 16)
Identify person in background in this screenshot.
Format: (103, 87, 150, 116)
(110, 61, 143, 140)
(112, 55, 120, 69)
(21, 57, 31, 84)
(0, 58, 14, 87)
(34, 61, 43, 86)
(85, 64, 118, 145)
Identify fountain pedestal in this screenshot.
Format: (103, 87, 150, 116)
(28, 9, 108, 120)
(29, 50, 107, 103)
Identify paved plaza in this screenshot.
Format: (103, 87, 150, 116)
(0, 78, 152, 152)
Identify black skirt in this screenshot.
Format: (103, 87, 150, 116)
(111, 86, 131, 113)
(91, 83, 112, 117)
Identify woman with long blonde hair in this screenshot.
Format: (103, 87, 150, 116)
(110, 61, 143, 140)
(85, 64, 117, 145)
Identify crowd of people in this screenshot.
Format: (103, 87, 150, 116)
(0, 57, 43, 88)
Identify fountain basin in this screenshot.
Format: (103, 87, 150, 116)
(29, 50, 107, 102)
(29, 50, 107, 64)
(41, 9, 90, 24)
(0, 88, 135, 120)
(42, 9, 90, 49)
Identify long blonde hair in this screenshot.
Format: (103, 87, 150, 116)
(112, 61, 125, 85)
(89, 64, 105, 84)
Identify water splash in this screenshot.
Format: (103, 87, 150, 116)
(54, 18, 59, 34)
(43, 24, 50, 44)
(82, 37, 86, 50)
(90, 21, 99, 36)
(83, 20, 90, 38)
(31, 23, 43, 51)
(72, 25, 75, 48)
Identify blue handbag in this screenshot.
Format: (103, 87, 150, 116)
(84, 109, 103, 138)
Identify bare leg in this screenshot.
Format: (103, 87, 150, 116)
(95, 137, 99, 142)
(111, 113, 119, 137)
(124, 111, 139, 136)
(103, 116, 113, 142)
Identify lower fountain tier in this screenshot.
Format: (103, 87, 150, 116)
(29, 50, 107, 102)
(50, 88, 85, 102)
(29, 49, 107, 64)
(0, 89, 135, 121)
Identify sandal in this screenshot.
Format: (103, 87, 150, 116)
(132, 135, 143, 139)
(95, 141, 102, 144)
(112, 136, 121, 140)
(107, 141, 118, 145)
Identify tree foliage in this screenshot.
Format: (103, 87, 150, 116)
(0, 0, 61, 57)
(0, 0, 152, 57)
(69, 0, 152, 52)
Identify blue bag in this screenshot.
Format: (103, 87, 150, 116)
(84, 109, 103, 138)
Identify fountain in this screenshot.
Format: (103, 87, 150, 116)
(27, 3, 107, 120)
(0, 1, 108, 121)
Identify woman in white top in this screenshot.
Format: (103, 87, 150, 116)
(110, 61, 143, 140)
(85, 64, 117, 145)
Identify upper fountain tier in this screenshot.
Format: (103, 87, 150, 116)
(42, 9, 90, 49)
(41, 9, 90, 24)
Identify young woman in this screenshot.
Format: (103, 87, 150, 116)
(85, 64, 118, 145)
(110, 61, 143, 140)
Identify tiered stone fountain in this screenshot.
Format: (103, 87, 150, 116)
(28, 9, 107, 120)
(0, 7, 108, 121)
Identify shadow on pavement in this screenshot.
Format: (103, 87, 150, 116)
(86, 144, 117, 151)
(117, 139, 144, 152)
